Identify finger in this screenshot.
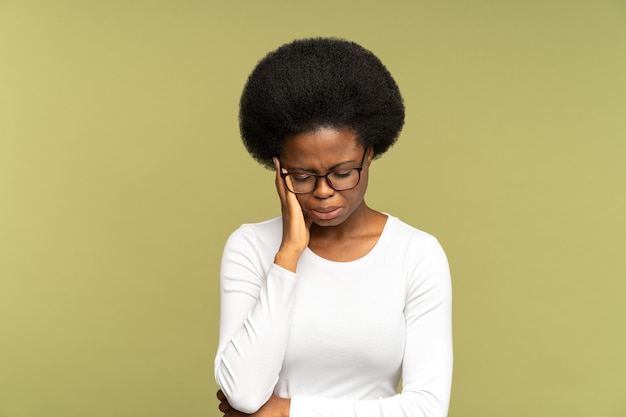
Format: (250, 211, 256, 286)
(274, 157, 303, 214)
(218, 401, 232, 413)
(216, 390, 226, 401)
(283, 171, 297, 197)
(273, 159, 300, 204)
(273, 157, 288, 201)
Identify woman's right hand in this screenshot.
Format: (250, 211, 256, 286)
(273, 157, 312, 272)
(218, 390, 290, 417)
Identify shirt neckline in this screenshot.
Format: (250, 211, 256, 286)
(302, 214, 394, 265)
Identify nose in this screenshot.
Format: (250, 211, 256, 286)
(312, 175, 335, 198)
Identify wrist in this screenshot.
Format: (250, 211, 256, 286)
(274, 248, 301, 273)
(281, 397, 291, 417)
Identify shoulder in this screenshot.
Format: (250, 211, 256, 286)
(220, 217, 283, 279)
(230, 216, 282, 239)
(223, 217, 283, 255)
(384, 215, 443, 252)
(383, 215, 451, 296)
(381, 215, 449, 274)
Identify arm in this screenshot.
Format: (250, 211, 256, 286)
(214, 158, 311, 413)
(214, 231, 298, 413)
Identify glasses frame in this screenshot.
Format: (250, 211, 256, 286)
(279, 149, 368, 194)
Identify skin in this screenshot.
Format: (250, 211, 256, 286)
(217, 127, 388, 417)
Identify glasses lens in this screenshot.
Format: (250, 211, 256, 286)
(327, 169, 360, 190)
(288, 174, 316, 193)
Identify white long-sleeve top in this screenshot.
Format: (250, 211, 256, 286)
(214, 215, 453, 417)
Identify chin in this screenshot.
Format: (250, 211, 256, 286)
(312, 216, 345, 227)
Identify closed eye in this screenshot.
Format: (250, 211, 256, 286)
(330, 169, 354, 178)
(290, 173, 314, 183)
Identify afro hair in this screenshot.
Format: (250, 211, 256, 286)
(239, 37, 405, 169)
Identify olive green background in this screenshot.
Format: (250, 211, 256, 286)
(1, 1, 625, 416)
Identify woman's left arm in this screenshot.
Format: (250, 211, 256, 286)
(289, 237, 453, 417)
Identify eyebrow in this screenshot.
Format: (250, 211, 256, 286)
(284, 158, 359, 173)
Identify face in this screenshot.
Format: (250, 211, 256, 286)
(279, 127, 373, 228)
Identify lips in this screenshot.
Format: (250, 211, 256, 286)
(310, 206, 343, 220)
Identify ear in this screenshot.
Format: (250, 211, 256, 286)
(366, 147, 375, 165)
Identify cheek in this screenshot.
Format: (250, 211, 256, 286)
(295, 194, 308, 208)
(340, 185, 367, 208)
(350, 172, 369, 200)
(351, 187, 367, 204)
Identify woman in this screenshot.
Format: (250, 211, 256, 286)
(214, 37, 452, 417)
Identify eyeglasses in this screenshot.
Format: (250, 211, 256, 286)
(279, 149, 368, 194)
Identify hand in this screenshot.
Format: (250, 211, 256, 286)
(273, 157, 312, 272)
(217, 390, 290, 417)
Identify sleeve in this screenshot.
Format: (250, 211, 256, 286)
(214, 225, 299, 414)
(289, 237, 453, 417)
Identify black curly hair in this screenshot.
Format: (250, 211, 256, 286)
(239, 37, 405, 169)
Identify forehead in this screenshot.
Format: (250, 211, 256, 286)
(281, 127, 363, 168)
